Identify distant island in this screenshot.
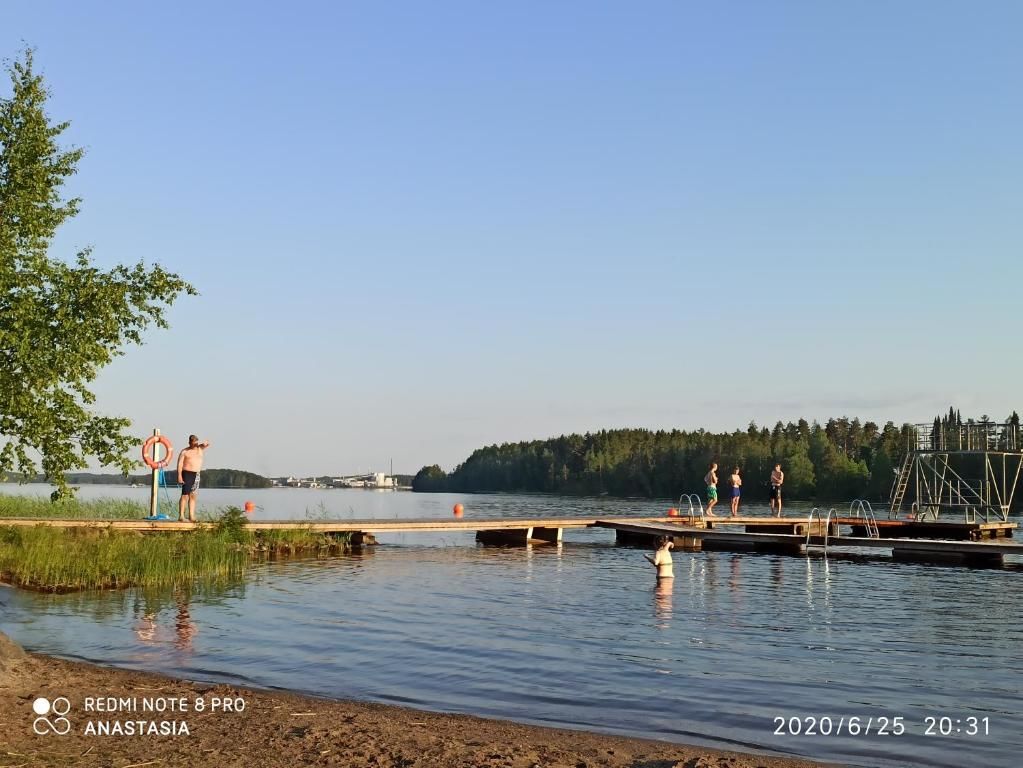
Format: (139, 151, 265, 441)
(3, 468, 273, 489)
(413, 408, 1022, 506)
(2, 469, 419, 491)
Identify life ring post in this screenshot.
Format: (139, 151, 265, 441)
(141, 429, 174, 519)
(150, 428, 160, 519)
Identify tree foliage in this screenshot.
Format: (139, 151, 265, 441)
(413, 409, 1020, 503)
(0, 50, 196, 486)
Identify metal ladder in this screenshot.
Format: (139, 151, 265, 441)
(849, 499, 879, 538)
(678, 493, 705, 522)
(889, 453, 913, 517)
(909, 501, 938, 522)
(806, 507, 835, 555)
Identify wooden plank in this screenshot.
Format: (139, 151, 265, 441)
(0, 515, 680, 533)
(699, 516, 1015, 531)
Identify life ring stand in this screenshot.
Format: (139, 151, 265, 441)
(142, 435, 174, 470)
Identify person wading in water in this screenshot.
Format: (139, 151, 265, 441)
(645, 536, 675, 581)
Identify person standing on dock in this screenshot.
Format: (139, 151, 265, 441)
(704, 462, 719, 515)
(769, 464, 784, 517)
(177, 435, 211, 522)
(729, 466, 742, 517)
(644, 536, 674, 580)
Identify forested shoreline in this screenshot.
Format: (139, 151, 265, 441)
(414, 409, 1021, 503)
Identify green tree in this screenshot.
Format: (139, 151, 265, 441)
(866, 447, 895, 500)
(0, 50, 195, 488)
(412, 464, 449, 491)
(781, 447, 816, 498)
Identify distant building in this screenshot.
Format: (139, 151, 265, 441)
(274, 473, 398, 489)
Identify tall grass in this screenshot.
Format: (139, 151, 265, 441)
(0, 508, 352, 592)
(0, 492, 234, 521)
(0, 526, 247, 591)
(0, 493, 148, 519)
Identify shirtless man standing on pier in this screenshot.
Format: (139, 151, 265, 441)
(769, 463, 785, 517)
(704, 462, 719, 516)
(177, 435, 211, 522)
(729, 466, 742, 517)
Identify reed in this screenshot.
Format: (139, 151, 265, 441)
(0, 508, 351, 592)
(0, 493, 146, 520)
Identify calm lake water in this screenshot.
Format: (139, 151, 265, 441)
(1, 485, 1021, 768)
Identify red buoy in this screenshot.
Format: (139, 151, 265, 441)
(453, 503, 464, 517)
(668, 507, 679, 517)
(244, 501, 255, 515)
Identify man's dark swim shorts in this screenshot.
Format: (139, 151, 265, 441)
(180, 471, 200, 496)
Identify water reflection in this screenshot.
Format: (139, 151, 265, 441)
(728, 554, 741, 593)
(653, 579, 673, 628)
(130, 587, 198, 654)
(174, 590, 197, 651)
(134, 611, 157, 643)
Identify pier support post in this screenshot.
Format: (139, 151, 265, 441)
(614, 529, 701, 551)
(614, 529, 659, 547)
(529, 526, 562, 544)
(676, 535, 702, 551)
(476, 527, 562, 546)
(477, 529, 526, 546)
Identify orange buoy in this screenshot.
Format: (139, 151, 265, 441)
(244, 501, 255, 515)
(668, 507, 679, 517)
(453, 503, 464, 517)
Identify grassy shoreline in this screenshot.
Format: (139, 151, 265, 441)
(0, 492, 149, 519)
(0, 499, 351, 592)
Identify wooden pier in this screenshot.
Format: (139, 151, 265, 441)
(1, 514, 1018, 565)
(0, 515, 674, 547)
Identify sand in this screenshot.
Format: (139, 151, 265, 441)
(0, 631, 834, 768)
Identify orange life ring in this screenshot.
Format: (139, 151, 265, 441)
(142, 435, 174, 469)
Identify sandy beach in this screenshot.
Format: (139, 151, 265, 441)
(0, 631, 833, 768)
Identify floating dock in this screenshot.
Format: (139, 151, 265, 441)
(603, 520, 1021, 566)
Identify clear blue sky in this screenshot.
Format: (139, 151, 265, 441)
(4, 1, 1021, 477)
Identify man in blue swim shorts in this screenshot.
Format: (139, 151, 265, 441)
(730, 466, 742, 517)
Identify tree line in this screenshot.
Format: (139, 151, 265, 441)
(413, 409, 1021, 503)
(3, 469, 272, 489)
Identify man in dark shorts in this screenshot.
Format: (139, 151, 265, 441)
(177, 434, 211, 522)
(769, 463, 784, 517)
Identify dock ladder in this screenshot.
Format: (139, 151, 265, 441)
(678, 493, 705, 522)
(805, 507, 835, 555)
(849, 499, 879, 538)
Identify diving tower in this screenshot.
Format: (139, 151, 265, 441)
(890, 420, 1022, 522)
